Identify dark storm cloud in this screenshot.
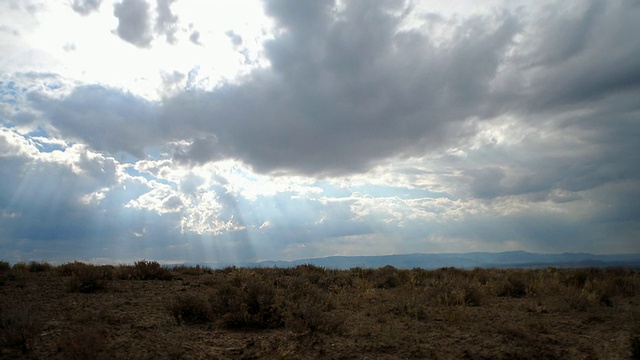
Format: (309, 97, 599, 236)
(28, 85, 159, 157)
(31, 0, 640, 183)
(519, 0, 640, 110)
(165, 0, 519, 175)
(71, 0, 102, 15)
(113, 0, 153, 48)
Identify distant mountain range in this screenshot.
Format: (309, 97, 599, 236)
(193, 251, 640, 269)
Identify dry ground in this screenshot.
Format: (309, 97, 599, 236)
(1, 261, 639, 359)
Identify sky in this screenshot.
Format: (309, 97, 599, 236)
(0, 0, 639, 264)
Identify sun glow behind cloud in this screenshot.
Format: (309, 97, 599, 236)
(4, 0, 273, 100)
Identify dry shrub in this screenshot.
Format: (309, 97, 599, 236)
(597, 271, 639, 297)
(0, 306, 39, 354)
(426, 271, 484, 307)
(562, 270, 588, 289)
(470, 267, 495, 285)
(372, 265, 401, 289)
(116, 260, 172, 280)
(294, 264, 327, 286)
(463, 283, 485, 306)
(210, 271, 282, 329)
(0, 273, 8, 287)
(0, 263, 13, 287)
(562, 287, 613, 312)
(11, 263, 28, 272)
(406, 268, 430, 287)
(57, 261, 88, 277)
(27, 261, 51, 272)
(390, 288, 429, 320)
(565, 290, 591, 311)
(172, 264, 212, 276)
(561, 268, 605, 289)
(497, 274, 528, 298)
(68, 265, 108, 293)
(133, 260, 172, 280)
(58, 261, 115, 278)
(282, 276, 344, 334)
(432, 281, 484, 307)
(168, 293, 213, 325)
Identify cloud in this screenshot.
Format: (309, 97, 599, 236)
(3, 0, 44, 15)
(510, 0, 640, 110)
(28, 85, 159, 157)
(163, 1, 520, 175)
(159, 70, 186, 96)
(155, 0, 178, 44)
(3, 0, 640, 261)
(0, 129, 125, 255)
(29, 0, 640, 180)
(189, 30, 201, 45)
(113, 0, 153, 48)
(20, 1, 639, 218)
(63, 42, 76, 51)
(71, 0, 102, 15)
(111, 0, 183, 47)
(225, 30, 243, 47)
(0, 127, 238, 262)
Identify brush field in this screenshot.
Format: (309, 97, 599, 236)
(1, 260, 639, 359)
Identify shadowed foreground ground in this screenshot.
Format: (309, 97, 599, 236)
(1, 261, 639, 359)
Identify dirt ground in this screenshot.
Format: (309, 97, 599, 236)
(1, 264, 639, 359)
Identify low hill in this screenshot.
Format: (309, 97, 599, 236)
(196, 251, 640, 269)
